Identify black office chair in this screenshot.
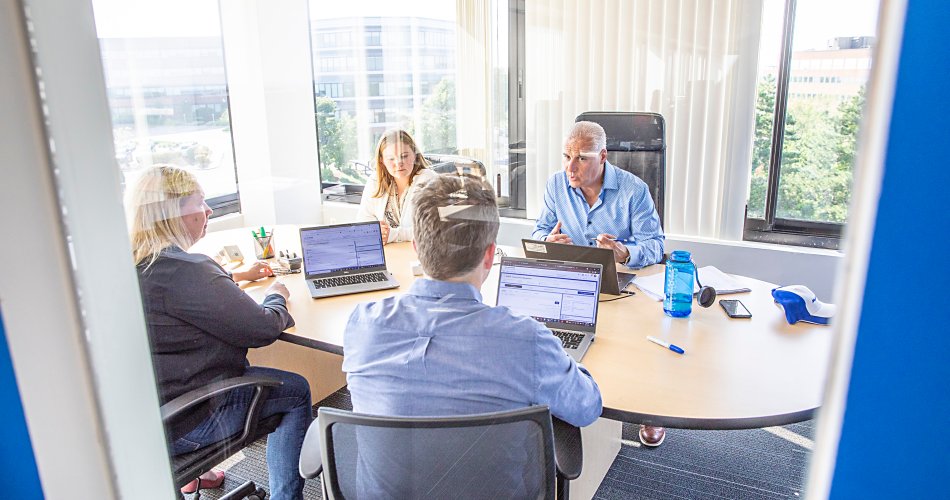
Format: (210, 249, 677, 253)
(299, 406, 583, 500)
(161, 375, 286, 500)
(423, 153, 488, 182)
(575, 112, 666, 228)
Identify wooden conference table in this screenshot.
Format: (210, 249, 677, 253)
(196, 225, 832, 497)
(196, 225, 833, 431)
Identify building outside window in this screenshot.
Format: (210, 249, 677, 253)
(746, 0, 880, 248)
(309, 2, 458, 187)
(91, 0, 240, 216)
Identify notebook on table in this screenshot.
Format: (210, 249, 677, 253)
(521, 239, 636, 295)
(495, 256, 603, 362)
(299, 222, 399, 299)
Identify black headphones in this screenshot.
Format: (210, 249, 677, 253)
(693, 262, 717, 308)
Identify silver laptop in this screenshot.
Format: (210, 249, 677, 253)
(495, 257, 603, 362)
(521, 239, 636, 295)
(299, 222, 399, 299)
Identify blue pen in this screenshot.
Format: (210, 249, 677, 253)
(591, 237, 630, 244)
(646, 336, 685, 354)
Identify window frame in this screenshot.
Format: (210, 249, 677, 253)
(743, 0, 846, 250)
(501, 0, 527, 219)
(208, 192, 241, 218)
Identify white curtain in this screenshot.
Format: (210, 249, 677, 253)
(524, 0, 763, 240)
(455, 0, 494, 170)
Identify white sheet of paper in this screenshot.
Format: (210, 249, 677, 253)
(633, 266, 751, 302)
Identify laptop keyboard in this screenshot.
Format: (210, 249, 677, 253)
(312, 272, 388, 289)
(551, 329, 584, 350)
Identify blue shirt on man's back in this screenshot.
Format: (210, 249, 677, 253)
(532, 161, 664, 268)
(343, 278, 603, 428)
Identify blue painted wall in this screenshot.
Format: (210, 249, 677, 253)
(0, 308, 44, 498)
(829, 0, 950, 497)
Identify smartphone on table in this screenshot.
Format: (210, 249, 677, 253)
(719, 299, 751, 318)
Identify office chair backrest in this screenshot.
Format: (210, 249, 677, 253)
(423, 153, 487, 182)
(575, 112, 666, 227)
(314, 406, 557, 499)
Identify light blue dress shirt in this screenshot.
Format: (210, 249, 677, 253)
(343, 279, 603, 428)
(531, 161, 665, 268)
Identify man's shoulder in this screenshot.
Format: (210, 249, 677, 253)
(348, 293, 434, 326)
(545, 169, 567, 187)
(607, 162, 645, 182)
(607, 163, 650, 193)
(415, 168, 439, 182)
(483, 305, 551, 338)
(349, 294, 401, 319)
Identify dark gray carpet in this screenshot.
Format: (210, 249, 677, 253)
(190, 388, 813, 499)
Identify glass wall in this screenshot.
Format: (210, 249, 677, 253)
(91, 0, 239, 211)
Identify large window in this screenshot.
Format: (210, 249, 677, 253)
(308, 2, 511, 213)
(91, 0, 240, 216)
(309, 2, 459, 188)
(745, 0, 879, 248)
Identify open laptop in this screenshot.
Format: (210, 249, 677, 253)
(495, 257, 603, 362)
(521, 239, 636, 295)
(299, 222, 399, 299)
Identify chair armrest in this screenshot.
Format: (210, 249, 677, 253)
(552, 417, 583, 481)
(160, 375, 283, 423)
(298, 418, 323, 479)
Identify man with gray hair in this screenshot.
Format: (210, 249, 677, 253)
(532, 120, 666, 446)
(532, 120, 664, 268)
(344, 174, 602, 426)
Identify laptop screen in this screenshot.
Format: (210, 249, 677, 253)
(496, 257, 602, 331)
(300, 223, 386, 276)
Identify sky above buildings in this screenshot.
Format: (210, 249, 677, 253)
(92, 0, 455, 38)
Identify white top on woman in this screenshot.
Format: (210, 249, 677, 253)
(357, 168, 439, 243)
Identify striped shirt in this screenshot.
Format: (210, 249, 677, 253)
(531, 161, 664, 268)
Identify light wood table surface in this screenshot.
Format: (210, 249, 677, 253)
(196, 225, 833, 430)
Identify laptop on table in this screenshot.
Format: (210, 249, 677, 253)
(495, 257, 603, 362)
(521, 239, 636, 295)
(299, 222, 399, 299)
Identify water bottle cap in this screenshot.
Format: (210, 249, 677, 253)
(670, 250, 691, 262)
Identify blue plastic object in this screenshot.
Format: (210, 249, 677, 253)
(771, 285, 836, 325)
(663, 250, 694, 318)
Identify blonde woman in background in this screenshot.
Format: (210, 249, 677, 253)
(127, 165, 311, 499)
(358, 129, 438, 243)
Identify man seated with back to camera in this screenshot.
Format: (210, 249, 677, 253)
(343, 174, 603, 497)
(531, 120, 668, 447)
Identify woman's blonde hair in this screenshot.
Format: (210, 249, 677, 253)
(127, 165, 203, 268)
(371, 129, 430, 198)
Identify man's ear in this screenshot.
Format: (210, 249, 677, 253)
(483, 242, 497, 269)
(600, 148, 608, 165)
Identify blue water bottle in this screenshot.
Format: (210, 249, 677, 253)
(664, 250, 695, 318)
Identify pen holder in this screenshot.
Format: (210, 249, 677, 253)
(253, 231, 275, 259)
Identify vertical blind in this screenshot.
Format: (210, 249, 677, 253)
(524, 0, 763, 240)
(455, 0, 494, 166)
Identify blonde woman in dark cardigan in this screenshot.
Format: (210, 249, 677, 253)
(127, 165, 310, 499)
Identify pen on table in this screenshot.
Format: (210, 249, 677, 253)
(591, 237, 630, 244)
(646, 336, 685, 355)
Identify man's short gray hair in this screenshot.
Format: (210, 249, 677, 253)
(566, 121, 607, 152)
(412, 175, 499, 280)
